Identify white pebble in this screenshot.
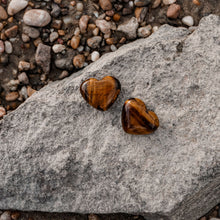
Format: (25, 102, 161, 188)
(76, 2, 83, 12)
(4, 41, 13, 54)
(163, 0, 176, 5)
(182, 16, 194, 27)
(52, 44, 66, 53)
(91, 51, 100, 62)
(110, 45, 117, 52)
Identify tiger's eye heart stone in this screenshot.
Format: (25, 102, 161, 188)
(122, 98, 159, 135)
(80, 76, 121, 111)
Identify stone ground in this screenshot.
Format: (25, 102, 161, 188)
(0, 0, 220, 220)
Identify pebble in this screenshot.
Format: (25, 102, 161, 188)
(0, 6, 8, 20)
(71, 35, 81, 49)
(117, 17, 139, 40)
(5, 25, 18, 38)
(19, 86, 27, 100)
(50, 32, 59, 42)
(91, 51, 100, 62)
(110, 44, 117, 52)
(7, 0, 28, 16)
(163, 0, 176, 5)
(23, 9, 51, 27)
(152, 0, 161, 8)
(79, 15, 90, 34)
(23, 26, 40, 39)
(182, 16, 194, 26)
(58, 70, 69, 79)
(35, 43, 51, 74)
(137, 25, 152, 38)
(21, 33, 30, 42)
(193, 0, 200, 6)
(95, 19, 111, 34)
(88, 214, 100, 220)
(4, 41, 13, 54)
(52, 44, 66, 53)
(27, 86, 36, 97)
(0, 106, 6, 118)
(76, 2, 84, 12)
(167, 4, 181, 19)
(18, 72, 29, 84)
(73, 54, 85, 68)
(99, 0, 112, 11)
(5, 92, 19, 101)
(134, 0, 151, 7)
(87, 36, 102, 49)
(18, 61, 31, 71)
(0, 40, 5, 53)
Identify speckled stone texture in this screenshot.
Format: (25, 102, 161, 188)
(0, 15, 219, 220)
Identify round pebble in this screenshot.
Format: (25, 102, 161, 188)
(23, 9, 51, 27)
(182, 16, 194, 26)
(0, 106, 6, 118)
(91, 51, 100, 62)
(7, 0, 28, 16)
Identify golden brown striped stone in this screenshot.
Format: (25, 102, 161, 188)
(80, 76, 121, 111)
(122, 98, 159, 135)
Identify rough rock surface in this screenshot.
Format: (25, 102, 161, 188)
(0, 15, 219, 220)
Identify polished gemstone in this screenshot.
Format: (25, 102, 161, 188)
(122, 98, 159, 135)
(80, 76, 121, 111)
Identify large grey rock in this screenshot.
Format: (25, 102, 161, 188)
(0, 15, 220, 220)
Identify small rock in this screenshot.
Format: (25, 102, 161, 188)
(4, 41, 13, 54)
(76, 2, 83, 12)
(11, 212, 20, 220)
(20, 86, 28, 100)
(167, 4, 181, 19)
(138, 25, 152, 38)
(18, 61, 31, 71)
(35, 43, 51, 74)
(95, 19, 111, 34)
(58, 70, 69, 80)
(91, 51, 100, 62)
(5, 92, 19, 101)
(99, 0, 112, 11)
(50, 32, 59, 42)
(18, 72, 29, 84)
(52, 44, 66, 53)
(23, 9, 51, 27)
(7, 0, 28, 16)
(0, 106, 6, 119)
(134, 0, 151, 7)
(71, 35, 81, 49)
(79, 15, 90, 34)
(152, 0, 161, 8)
(163, 0, 176, 5)
(135, 7, 148, 23)
(73, 54, 85, 68)
(87, 36, 102, 49)
(182, 16, 194, 26)
(27, 86, 36, 97)
(21, 33, 30, 42)
(5, 25, 18, 38)
(0, 40, 5, 53)
(88, 214, 100, 220)
(0, 6, 8, 20)
(51, 3, 61, 17)
(23, 26, 40, 39)
(117, 17, 139, 40)
(193, 0, 200, 6)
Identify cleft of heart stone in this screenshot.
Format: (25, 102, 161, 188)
(122, 98, 159, 135)
(80, 76, 121, 111)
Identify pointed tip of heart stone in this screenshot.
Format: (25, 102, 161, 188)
(122, 98, 159, 135)
(80, 76, 121, 111)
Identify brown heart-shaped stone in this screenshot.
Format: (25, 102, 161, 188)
(122, 98, 159, 135)
(80, 76, 121, 111)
